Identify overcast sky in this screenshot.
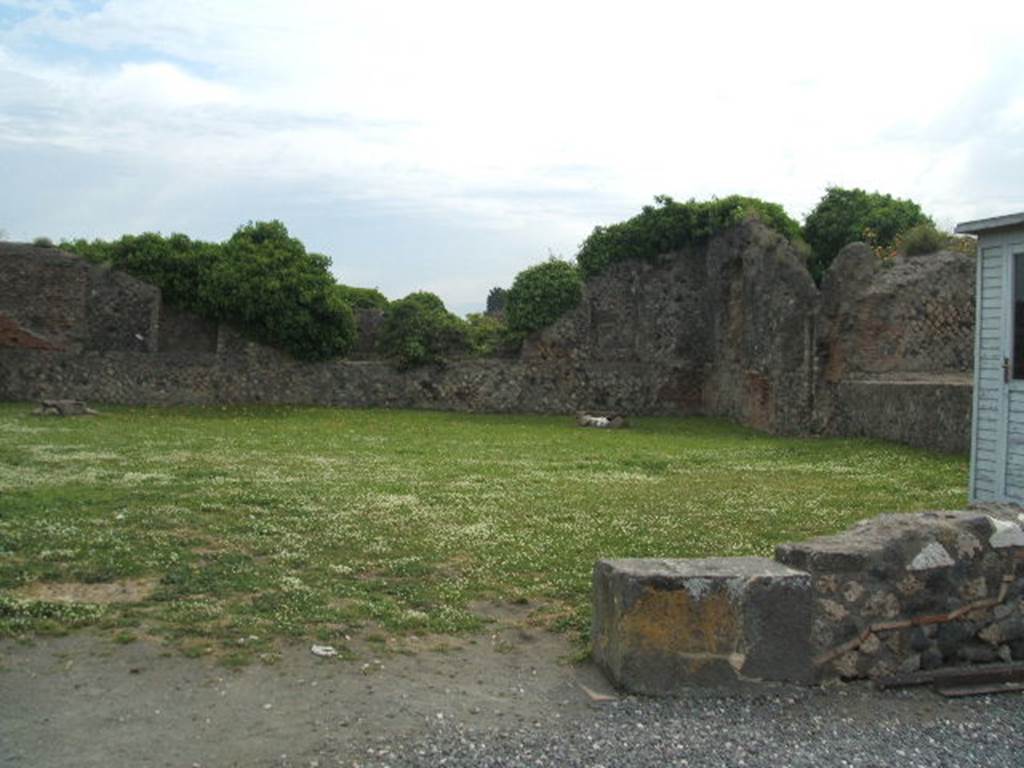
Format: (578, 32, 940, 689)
(2, 1, 1022, 314)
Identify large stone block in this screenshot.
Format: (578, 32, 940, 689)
(592, 557, 813, 693)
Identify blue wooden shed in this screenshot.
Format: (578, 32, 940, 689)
(956, 213, 1024, 504)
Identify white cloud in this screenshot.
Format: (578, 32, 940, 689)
(2, 0, 1024, 310)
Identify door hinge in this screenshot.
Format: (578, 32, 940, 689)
(1005, 357, 1012, 384)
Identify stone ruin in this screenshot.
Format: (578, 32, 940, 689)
(0, 218, 975, 452)
(593, 507, 1024, 691)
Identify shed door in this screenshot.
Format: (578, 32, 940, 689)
(972, 242, 1010, 500)
(1005, 243, 1024, 502)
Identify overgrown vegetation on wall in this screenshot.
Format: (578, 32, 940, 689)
(379, 291, 469, 368)
(64, 222, 365, 361)
(575, 195, 803, 278)
(803, 187, 933, 281)
(506, 259, 583, 333)
(54, 185, 968, 366)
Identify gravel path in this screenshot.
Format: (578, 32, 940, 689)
(347, 686, 1024, 768)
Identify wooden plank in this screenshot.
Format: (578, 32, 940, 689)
(875, 662, 1024, 690)
(937, 683, 1024, 698)
(976, 438, 997, 454)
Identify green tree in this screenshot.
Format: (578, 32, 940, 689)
(803, 187, 932, 281)
(464, 312, 518, 356)
(485, 286, 508, 315)
(335, 284, 390, 312)
(202, 220, 355, 360)
(380, 291, 468, 368)
(64, 223, 356, 360)
(506, 259, 582, 333)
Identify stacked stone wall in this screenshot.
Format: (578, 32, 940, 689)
(593, 508, 1024, 691)
(777, 508, 1024, 681)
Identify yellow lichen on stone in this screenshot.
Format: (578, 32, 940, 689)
(620, 587, 739, 655)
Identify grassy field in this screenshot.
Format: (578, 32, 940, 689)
(0, 403, 968, 662)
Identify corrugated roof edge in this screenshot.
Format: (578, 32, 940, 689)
(955, 212, 1024, 234)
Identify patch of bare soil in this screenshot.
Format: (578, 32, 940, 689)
(15, 578, 158, 604)
(0, 610, 614, 768)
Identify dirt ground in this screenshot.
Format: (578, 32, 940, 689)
(3, 607, 1019, 768)
(0, 607, 616, 768)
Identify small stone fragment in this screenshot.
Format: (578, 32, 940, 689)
(955, 531, 982, 558)
(908, 542, 955, 571)
(898, 653, 922, 673)
(833, 651, 859, 678)
(819, 599, 848, 621)
(988, 518, 1024, 549)
(859, 633, 881, 654)
(960, 577, 988, 601)
(958, 643, 997, 663)
(842, 582, 864, 603)
(978, 618, 1024, 646)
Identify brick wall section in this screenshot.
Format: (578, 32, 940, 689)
(0, 245, 88, 351)
(0, 312, 59, 350)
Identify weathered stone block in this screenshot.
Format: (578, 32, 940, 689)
(592, 557, 813, 693)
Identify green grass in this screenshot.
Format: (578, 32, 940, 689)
(0, 403, 967, 659)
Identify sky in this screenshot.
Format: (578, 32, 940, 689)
(1, 1, 1022, 314)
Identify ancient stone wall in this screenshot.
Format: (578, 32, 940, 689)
(702, 222, 819, 434)
(814, 243, 976, 450)
(0, 223, 977, 450)
(593, 507, 1024, 690)
(775, 508, 1024, 681)
(0, 244, 160, 354)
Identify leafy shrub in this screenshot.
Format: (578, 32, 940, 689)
(576, 195, 802, 278)
(66, 232, 213, 311)
(64, 222, 356, 361)
(335, 284, 389, 311)
(803, 187, 932, 281)
(506, 259, 583, 333)
(32, 236, 54, 248)
(898, 223, 947, 256)
(202, 221, 355, 360)
(485, 287, 508, 315)
(465, 312, 522, 356)
(380, 291, 468, 368)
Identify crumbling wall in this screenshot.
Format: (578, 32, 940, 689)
(0, 227, 978, 451)
(0, 244, 160, 354)
(524, 247, 712, 414)
(0, 245, 89, 351)
(815, 243, 975, 451)
(702, 221, 818, 434)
